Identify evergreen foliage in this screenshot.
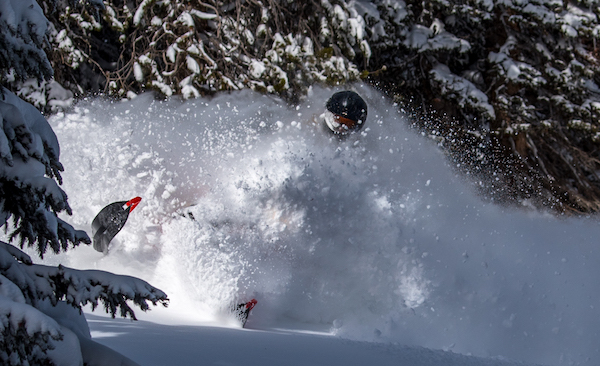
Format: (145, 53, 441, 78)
(0, 240, 168, 365)
(0, 88, 89, 257)
(41, 0, 369, 101)
(0, 1, 168, 364)
(364, 0, 600, 212)
(0, 0, 53, 82)
(35, 0, 600, 213)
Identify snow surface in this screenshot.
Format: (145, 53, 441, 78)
(30, 85, 600, 365)
(84, 313, 529, 366)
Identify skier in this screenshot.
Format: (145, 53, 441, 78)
(91, 199, 259, 325)
(233, 299, 258, 327)
(91, 197, 141, 253)
(321, 90, 368, 136)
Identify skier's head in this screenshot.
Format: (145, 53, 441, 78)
(323, 90, 367, 135)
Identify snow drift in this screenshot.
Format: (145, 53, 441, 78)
(41, 85, 600, 366)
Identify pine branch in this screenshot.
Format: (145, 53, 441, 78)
(0, 300, 62, 366)
(0, 242, 169, 319)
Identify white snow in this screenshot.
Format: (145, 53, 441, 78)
(84, 312, 530, 366)
(189, 9, 218, 20)
(0, 298, 62, 340)
(186, 55, 201, 74)
(430, 64, 495, 119)
(249, 60, 266, 78)
(133, 62, 144, 82)
(404, 24, 470, 53)
(176, 12, 195, 28)
(0, 0, 47, 42)
(488, 47, 546, 87)
(24, 85, 600, 366)
(133, 0, 153, 26)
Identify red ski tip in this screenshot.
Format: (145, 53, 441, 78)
(245, 299, 257, 311)
(126, 197, 142, 212)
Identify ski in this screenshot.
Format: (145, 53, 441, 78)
(91, 197, 141, 253)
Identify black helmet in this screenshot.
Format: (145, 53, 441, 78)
(324, 91, 368, 135)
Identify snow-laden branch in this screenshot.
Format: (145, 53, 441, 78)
(0, 241, 167, 364)
(0, 88, 90, 255)
(0, 0, 52, 81)
(0, 295, 63, 365)
(0, 242, 169, 320)
(430, 64, 495, 120)
(46, 0, 369, 100)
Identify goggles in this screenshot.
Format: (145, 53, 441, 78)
(323, 111, 360, 135)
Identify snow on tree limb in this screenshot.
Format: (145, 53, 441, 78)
(55, 265, 169, 319)
(356, 0, 600, 212)
(0, 1, 169, 363)
(13, 0, 600, 211)
(0, 296, 63, 365)
(0, 240, 168, 364)
(0, 241, 169, 320)
(430, 64, 495, 120)
(0, 245, 64, 365)
(0, 0, 53, 82)
(0, 241, 32, 265)
(43, 0, 369, 101)
(0, 87, 89, 255)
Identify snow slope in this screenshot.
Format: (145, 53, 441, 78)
(36, 85, 600, 365)
(85, 313, 532, 366)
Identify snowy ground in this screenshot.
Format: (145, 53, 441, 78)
(30, 84, 600, 365)
(85, 313, 534, 366)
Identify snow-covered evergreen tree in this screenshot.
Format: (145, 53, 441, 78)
(356, 0, 600, 212)
(31, 0, 600, 213)
(41, 0, 370, 101)
(9, 0, 600, 212)
(1, 1, 168, 364)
